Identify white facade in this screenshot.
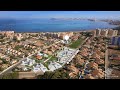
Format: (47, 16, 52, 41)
(21, 58, 35, 66)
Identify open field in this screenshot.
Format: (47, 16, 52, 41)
(69, 38, 83, 49)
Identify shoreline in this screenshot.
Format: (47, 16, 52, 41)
(112, 25, 120, 30)
(0, 27, 117, 33)
(0, 19, 119, 33)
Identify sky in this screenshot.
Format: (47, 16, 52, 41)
(0, 11, 120, 19)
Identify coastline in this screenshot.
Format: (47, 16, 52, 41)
(112, 25, 120, 30)
(0, 18, 118, 33)
(0, 28, 118, 33)
(1, 27, 117, 33)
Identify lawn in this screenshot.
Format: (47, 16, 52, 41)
(43, 56, 58, 68)
(69, 38, 83, 49)
(49, 56, 58, 61)
(43, 62, 50, 69)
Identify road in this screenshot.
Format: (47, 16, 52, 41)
(78, 37, 89, 49)
(62, 49, 80, 66)
(79, 61, 89, 79)
(62, 37, 89, 66)
(105, 43, 110, 79)
(78, 37, 93, 79)
(0, 37, 89, 77)
(105, 44, 109, 70)
(0, 40, 61, 77)
(0, 58, 27, 77)
(105, 42, 114, 79)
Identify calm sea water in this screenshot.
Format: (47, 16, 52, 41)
(0, 18, 118, 32)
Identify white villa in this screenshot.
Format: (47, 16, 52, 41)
(33, 63, 48, 73)
(21, 57, 35, 66)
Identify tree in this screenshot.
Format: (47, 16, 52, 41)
(1, 58, 8, 64)
(0, 34, 4, 39)
(0, 72, 19, 79)
(21, 38, 26, 41)
(37, 71, 54, 79)
(75, 64, 82, 68)
(0, 67, 3, 71)
(37, 69, 70, 79)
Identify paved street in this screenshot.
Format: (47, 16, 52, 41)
(0, 40, 61, 77)
(105, 43, 113, 79)
(0, 58, 27, 77)
(0, 37, 89, 77)
(105, 44, 109, 70)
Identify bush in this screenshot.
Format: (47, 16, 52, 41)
(37, 68, 70, 79)
(0, 72, 19, 79)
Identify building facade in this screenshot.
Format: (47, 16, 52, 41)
(96, 29, 118, 37)
(111, 36, 120, 46)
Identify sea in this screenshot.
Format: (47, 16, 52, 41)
(0, 18, 118, 32)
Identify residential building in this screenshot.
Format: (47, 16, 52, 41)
(87, 62, 98, 69)
(14, 33, 23, 41)
(91, 69, 104, 78)
(75, 55, 85, 66)
(108, 29, 118, 37)
(95, 58, 104, 65)
(21, 58, 35, 66)
(0, 60, 3, 64)
(84, 74, 95, 79)
(100, 29, 108, 37)
(0, 31, 14, 39)
(68, 65, 79, 74)
(91, 53, 100, 59)
(1, 64, 9, 69)
(111, 36, 120, 46)
(36, 55, 42, 60)
(96, 29, 101, 36)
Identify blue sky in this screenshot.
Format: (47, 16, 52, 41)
(0, 11, 120, 19)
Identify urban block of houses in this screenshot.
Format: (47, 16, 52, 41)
(21, 58, 35, 66)
(48, 61, 62, 72)
(33, 63, 48, 73)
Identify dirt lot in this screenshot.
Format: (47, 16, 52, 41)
(18, 71, 44, 79)
(111, 69, 120, 79)
(110, 60, 120, 65)
(108, 49, 120, 55)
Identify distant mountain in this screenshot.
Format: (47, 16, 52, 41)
(50, 18, 57, 20)
(87, 19, 96, 22)
(50, 18, 84, 20)
(100, 19, 120, 25)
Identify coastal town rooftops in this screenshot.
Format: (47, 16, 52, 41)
(36, 55, 42, 60)
(53, 62, 62, 69)
(91, 69, 104, 78)
(76, 59, 85, 66)
(48, 63, 56, 72)
(91, 53, 100, 59)
(33, 66, 41, 73)
(34, 41, 44, 47)
(95, 58, 104, 64)
(68, 65, 79, 73)
(84, 74, 95, 79)
(87, 62, 98, 69)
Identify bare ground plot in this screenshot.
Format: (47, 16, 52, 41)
(108, 49, 120, 55)
(110, 60, 120, 65)
(18, 71, 44, 79)
(110, 69, 120, 79)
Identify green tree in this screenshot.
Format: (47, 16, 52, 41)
(0, 58, 8, 64)
(37, 69, 70, 79)
(0, 72, 19, 79)
(37, 71, 54, 79)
